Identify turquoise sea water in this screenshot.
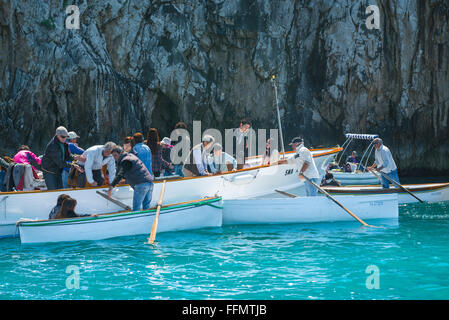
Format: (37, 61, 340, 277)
(1, 193, 449, 300)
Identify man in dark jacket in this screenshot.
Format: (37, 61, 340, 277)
(41, 126, 83, 190)
(108, 146, 154, 211)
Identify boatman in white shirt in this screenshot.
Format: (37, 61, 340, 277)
(368, 138, 400, 189)
(182, 135, 215, 177)
(290, 137, 321, 196)
(76, 142, 117, 187)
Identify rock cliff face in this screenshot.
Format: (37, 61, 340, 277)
(1, 0, 448, 174)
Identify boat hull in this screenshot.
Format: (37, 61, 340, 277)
(0, 147, 340, 238)
(222, 194, 398, 225)
(18, 198, 223, 244)
(330, 171, 380, 185)
(322, 183, 449, 204)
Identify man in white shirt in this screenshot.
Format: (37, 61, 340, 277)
(368, 138, 400, 189)
(77, 142, 117, 187)
(290, 137, 320, 196)
(207, 143, 237, 174)
(182, 135, 215, 177)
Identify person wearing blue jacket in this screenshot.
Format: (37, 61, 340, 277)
(132, 132, 153, 177)
(62, 131, 85, 189)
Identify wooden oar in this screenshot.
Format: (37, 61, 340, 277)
(368, 169, 424, 203)
(300, 174, 377, 228)
(147, 180, 167, 245)
(96, 190, 131, 211)
(275, 189, 297, 198)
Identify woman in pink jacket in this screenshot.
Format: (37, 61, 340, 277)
(13, 145, 42, 172)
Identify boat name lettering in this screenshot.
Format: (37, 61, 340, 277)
(284, 169, 294, 176)
(369, 201, 384, 206)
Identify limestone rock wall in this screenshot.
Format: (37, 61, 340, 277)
(1, 0, 448, 174)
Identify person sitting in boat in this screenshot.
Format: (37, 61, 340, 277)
(76, 142, 117, 188)
(55, 197, 96, 219)
(207, 143, 237, 174)
(49, 194, 71, 219)
(41, 126, 84, 190)
(183, 135, 215, 177)
(320, 172, 342, 187)
(290, 137, 320, 196)
(326, 161, 340, 171)
(13, 145, 42, 172)
(133, 132, 153, 176)
(368, 138, 400, 189)
(62, 131, 85, 189)
(346, 151, 360, 164)
(108, 146, 154, 211)
(160, 137, 175, 176)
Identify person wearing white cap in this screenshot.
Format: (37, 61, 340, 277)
(182, 135, 215, 177)
(41, 126, 83, 190)
(160, 137, 175, 176)
(368, 138, 400, 189)
(289, 136, 320, 196)
(62, 131, 85, 188)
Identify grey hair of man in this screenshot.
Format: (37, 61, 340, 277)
(373, 138, 383, 146)
(103, 141, 117, 152)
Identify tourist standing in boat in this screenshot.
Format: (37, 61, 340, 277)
(290, 137, 320, 196)
(41, 126, 83, 190)
(62, 131, 85, 189)
(207, 143, 237, 174)
(108, 146, 154, 211)
(234, 118, 251, 170)
(183, 135, 215, 177)
(368, 138, 400, 189)
(0, 156, 11, 192)
(171, 122, 190, 177)
(123, 136, 135, 154)
(13, 145, 42, 171)
(76, 142, 117, 187)
(160, 137, 175, 176)
(146, 128, 170, 178)
(133, 132, 153, 175)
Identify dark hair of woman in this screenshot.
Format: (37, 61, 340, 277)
(18, 145, 30, 152)
(55, 198, 78, 219)
(146, 128, 160, 155)
(57, 194, 71, 206)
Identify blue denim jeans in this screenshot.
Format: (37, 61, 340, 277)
(0, 170, 5, 192)
(62, 169, 69, 189)
(133, 182, 154, 211)
(174, 164, 184, 177)
(381, 169, 400, 189)
(305, 178, 320, 196)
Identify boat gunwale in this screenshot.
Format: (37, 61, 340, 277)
(1, 147, 342, 196)
(322, 183, 449, 194)
(17, 197, 222, 227)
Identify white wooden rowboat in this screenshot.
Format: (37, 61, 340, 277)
(330, 170, 380, 185)
(222, 194, 398, 225)
(16, 197, 223, 244)
(322, 183, 449, 204)
(0, 147, 341, 238)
